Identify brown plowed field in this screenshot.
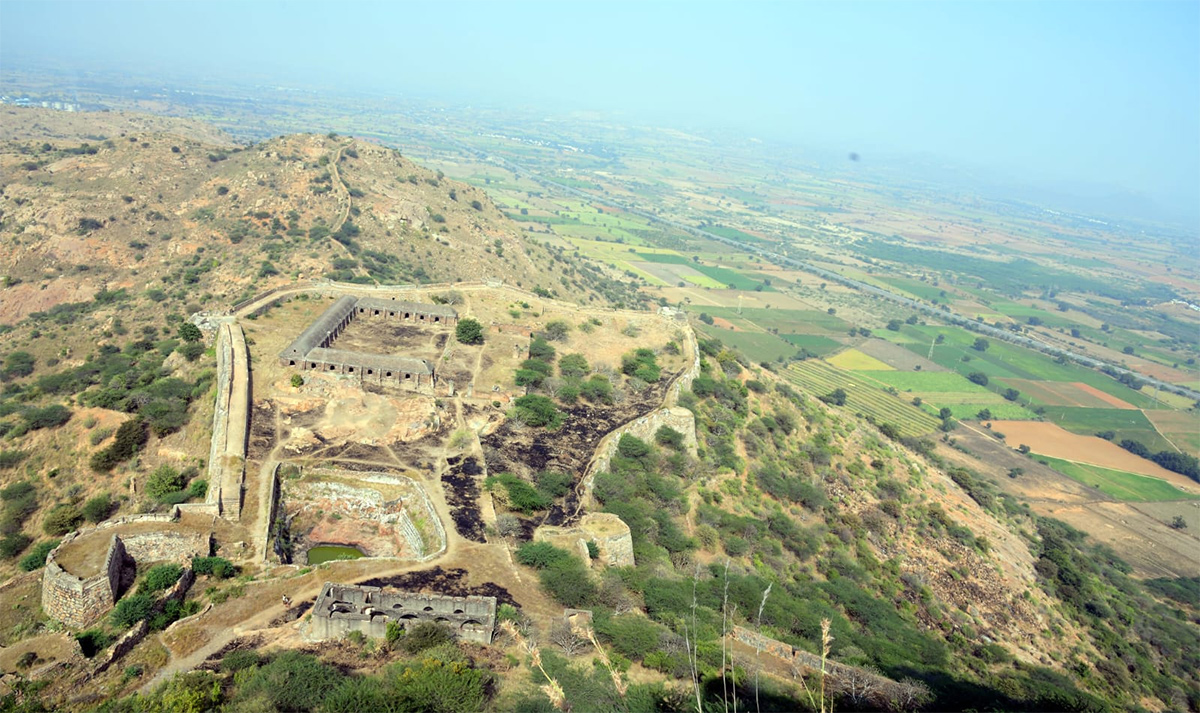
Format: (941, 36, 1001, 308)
(992, 420, 1200, 491)
(1002, 379, 1134, 409)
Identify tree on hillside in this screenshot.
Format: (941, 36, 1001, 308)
(178, 323, 202, 343)
(455, 318, 484, 345)
(972, 337, 990, 352)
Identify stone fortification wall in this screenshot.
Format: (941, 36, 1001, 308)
(535, 513, 635, 568)
(41, 514, 210, 629)
(308, 583, 496, 644)
(588, 406, 698, 478)
(120, 531, 210, 566)
(730, 626, 899, 692)
(41, 535, 125, 629)
(206, 322, 249, 520)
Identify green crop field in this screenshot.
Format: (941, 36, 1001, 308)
(857, 370, 985, 393)
(636, 253, 774, 291)
(784, 361, 941, 437)
(893, 324, 1168, 409)
(1033, 454, 1200, 502)
(851, 370, 1037, 419)
(1039, 407, 1178, 453)
(926, 401, 1036, 420)
(697, 327, 800, 363)
(877, 276, 949, 302)
(699, 307, 850, 335)
(781, 334, 842, 356)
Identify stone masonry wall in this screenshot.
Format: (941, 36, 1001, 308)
(588, 406, 698, 478)
(42, 519, 209, 629)
(41, 535, 124, 629)
(731, 625, 898, 692)
(120, 532, 211, 565)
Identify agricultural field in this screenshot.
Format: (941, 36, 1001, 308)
(695, 325, 801, 363)
(1145, 410, 1200, 454)
(1000, 379, 1135, 409)
(1038, 407, 1179, 453)
(992, 420, 1200, 490)
(884, 324, 1174, 410)
(784, 361, 941, 437)
(780, 333, 842, 356)
(826, 348, 893, 371)
(1031, 454, 1200, 502)
(856, 370, 1038, 420)
(636, 252, 775, 291)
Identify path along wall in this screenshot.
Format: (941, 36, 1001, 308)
(205, 323, 249, 521)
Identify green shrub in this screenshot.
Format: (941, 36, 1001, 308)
(42, 503, 82, 536)
(145, 464, 185, 500)
(559, 353, 589, 379)
(111, 592, 155, 629)
(221, 649, 262, 672)
(0, 533, 32, 558)
(0, 450, 27, 470)
(455, 318, 484, 345)
(536, 470, 573, 498)
(579, 375, 612, 403)
(188, 479, 208, 498)
(397, 621, 453, 654)
(141, 563, 183, 594)
(18, 539, 58, 571)
(538, 555, 597, 608)
(493, 474, 549, 512)
(515, 541, 572, 569)
(616, 434, 651, 459)
(595, 614, 664, 661)
(82, 493, 113, 523)
(76, 629, 114, 657)
(655, 425, 685, 450)
(21, 404, 71, 430)
(192, 556, 236, 579)
(512, 395, 562, 428)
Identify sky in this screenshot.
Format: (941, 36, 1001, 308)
(3, 1, 1198, 223)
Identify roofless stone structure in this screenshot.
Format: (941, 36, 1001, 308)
(309, 582, 496, 644)
(278, 295, 456, 390)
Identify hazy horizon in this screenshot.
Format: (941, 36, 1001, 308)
(3, 0, 1197, 224)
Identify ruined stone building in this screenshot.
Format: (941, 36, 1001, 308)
(278, 295, 456, 390)
(308, 582, 496, 644)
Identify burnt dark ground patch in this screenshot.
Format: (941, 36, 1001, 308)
(441, 456, 486, 542)
(481, 374, 671, 526)
(359, 566, 518, 609)
(247, 400, 277, 460)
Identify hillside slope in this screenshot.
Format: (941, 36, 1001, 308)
(0, 108, 641, 327)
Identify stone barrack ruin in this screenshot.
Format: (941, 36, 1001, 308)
(278, 295, 457, 390)
(308, 582, 496, 644)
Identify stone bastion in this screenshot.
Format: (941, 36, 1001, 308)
(307, 582, 496, 644)
(535, 512, 635, 569)
(41, 515, 212, 628)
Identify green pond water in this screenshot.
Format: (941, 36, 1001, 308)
(306, 545, 365, 565)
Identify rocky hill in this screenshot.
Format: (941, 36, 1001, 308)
(0, 108, 639, 327)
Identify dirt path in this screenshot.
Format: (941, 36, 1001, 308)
(325, 144, 373, 283)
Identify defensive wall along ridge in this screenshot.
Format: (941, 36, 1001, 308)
(577, 319, 702, 509)
(204, 322, 249, 521)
